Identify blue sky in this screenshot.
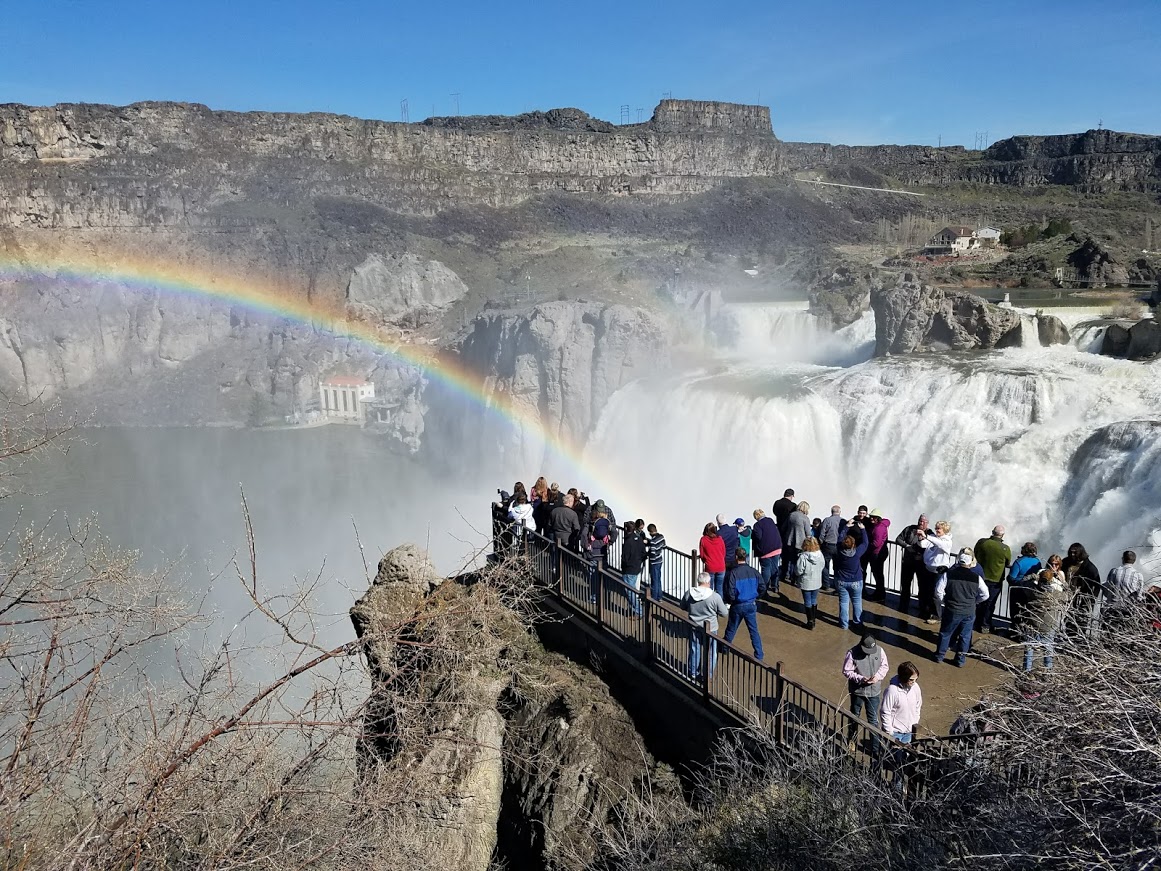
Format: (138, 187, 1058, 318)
(2, 0, 1158, 146)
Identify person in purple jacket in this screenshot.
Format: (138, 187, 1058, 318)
(751, 508, 783, 598)
(865, 508, 892, 602)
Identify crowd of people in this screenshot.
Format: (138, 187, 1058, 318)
(494, 478, 1156, 738)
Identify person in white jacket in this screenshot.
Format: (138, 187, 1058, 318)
(508, 493, 535, 535)
(919, 520, 954, 624)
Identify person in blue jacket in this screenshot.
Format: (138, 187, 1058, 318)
(833, 523, 869, 630)
(723, 547, 767, 660)
(1007, 541, 1042, 630)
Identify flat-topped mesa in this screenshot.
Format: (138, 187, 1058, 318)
(650, 99, 774, 136)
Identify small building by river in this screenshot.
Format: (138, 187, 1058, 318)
(320, 375, 375, 423)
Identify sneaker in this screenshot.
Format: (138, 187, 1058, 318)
(979, 626, 991, 634)
(924, 617, 939, 625)
(932, 653, 944, 663)
(955, 659, 966, 668)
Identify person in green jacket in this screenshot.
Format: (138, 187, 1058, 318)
(734, 517, 752, 559)
(974, 525, 1012, 634)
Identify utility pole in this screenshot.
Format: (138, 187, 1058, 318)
(938, 134, 942, 148)
(636, 107, 644, 122)
(620, 104, 629, 125)
(451, 93, 460, 116)
(400, 98, 409, 123)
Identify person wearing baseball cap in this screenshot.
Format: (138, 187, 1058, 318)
(933, 547, 990, 667)
(734, 516, 752, 559)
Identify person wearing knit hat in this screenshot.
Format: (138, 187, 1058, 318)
(934, 547, 990, 667)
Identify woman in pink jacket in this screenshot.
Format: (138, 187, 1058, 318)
(866, 508, 891, 602)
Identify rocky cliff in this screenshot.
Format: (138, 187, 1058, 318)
(871, 278, 1024, 355)
(349, 544, 683, 871)
(454, 301, 674, 443)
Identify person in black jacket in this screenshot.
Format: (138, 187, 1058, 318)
(894, 515, 929, 614)
(1062, 542, 1102, 638)
(620, 521, 647, 618)
(772, 489, 797, 583)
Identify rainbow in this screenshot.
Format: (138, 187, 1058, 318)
(0, 251, 635, 510)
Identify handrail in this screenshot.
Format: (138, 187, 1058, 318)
(500, 525, 996, 792)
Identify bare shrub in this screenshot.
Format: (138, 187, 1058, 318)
(1104, 299, 1146, 320)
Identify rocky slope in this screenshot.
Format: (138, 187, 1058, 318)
(349, 544, 683, 871)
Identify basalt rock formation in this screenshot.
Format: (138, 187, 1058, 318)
(1100, 316, 1161, 360)
(1037, 314, 1072, 346)
(808, 266, 880, 328)
(349, 544, 682, 871)
(454, 301, 673, 442)
(871, 278, 1023, 355)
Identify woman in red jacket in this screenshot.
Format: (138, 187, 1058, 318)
(700, 522, 727, 596)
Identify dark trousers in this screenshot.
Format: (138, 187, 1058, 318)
(899, 559, 922, 611)
(724, 601, 764, 660)
(918, 567, 941, 620)
(649, 561, 663, 600)
(976, 581, 1003, 630)
(867, 549, 888, 598)
(780, 547, 799, 582)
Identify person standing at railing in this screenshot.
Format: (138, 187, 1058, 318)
(508, 492, 535, 538)
(920, 521, 956, 625)
(716, 514, 739, 573)
(881, 661, 923, 753)
(682, 571, 728, 681)
(1006, 541, 1042, 630)
(974, 526, 1012, 635)
(551, 493, 581, 549)
(620, 521, 647, 619)
(1022, 567, 1067, 675)
(585, 514, 613, 605)
(894, 514, 929, 615)
(819, 505, 845, 593)
(699, 523, 727, 596)
(751, 509, 783, 599)
(834, 523, 869, 630)
(646, 523, 666, 601)
(773, 489, 797, 584)
(735, 518, 752, 558)
(1062, 542, 1102, 639)
(843, 634, 889, 754)
(783, 501, 813, 587)
(934, 547, 989, 667)
(723, 547, 766, 661)
(796, 537, 824, 629)
(865, 509, 892, 602)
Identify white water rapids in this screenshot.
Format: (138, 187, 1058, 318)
(584, 302, 1161, 576)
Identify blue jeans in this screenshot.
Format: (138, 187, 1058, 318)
(936, 611, 975, 665)
(724, 601, 763, 660)
(623, 572, 642, 615)
(689, 625, 718, 679)
(759, 555, 781, 595)
(838, 579, 863, 628)
(587, 554, 606, 603)
(1023, 630, 1056, 671)
(710, 571, 726, 597)
(801, 588, 819, 608)
(649, 562, 663, 601)
(849, 693, 882, 754)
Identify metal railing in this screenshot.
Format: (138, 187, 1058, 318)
(502, 525, 999, 793)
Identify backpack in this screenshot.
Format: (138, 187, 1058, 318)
(591, 518, 610, 546)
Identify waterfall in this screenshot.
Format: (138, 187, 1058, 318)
(585, 343, 1161, 574)
(712, 302, 875, 367)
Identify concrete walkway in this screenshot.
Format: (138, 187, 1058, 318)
(742, 586, 1016, 733)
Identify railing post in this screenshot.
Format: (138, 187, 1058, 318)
(700, 623, 711, 703)
(597, 568, 605, 628)
(774, 660, 785, 746)
(690, 549, 698, 588)
(643, 595, 653, 663)
(559, 541, 567, 594)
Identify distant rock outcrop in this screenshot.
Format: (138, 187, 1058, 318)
(455, 301, 673, 440)
(808, 266, 876, 328)
(1066, 236, 1130, 287)
(346, 252, 468, 326)
(870, 279, 1022, 355)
